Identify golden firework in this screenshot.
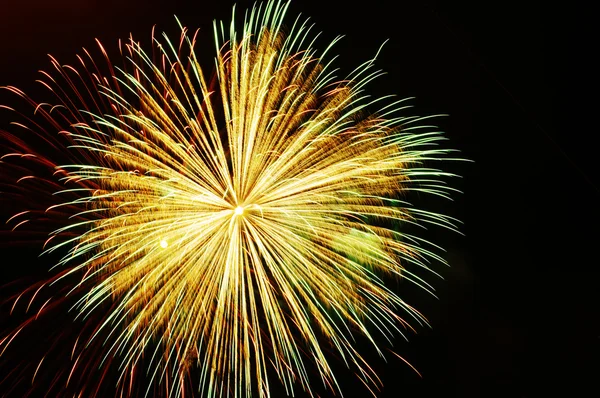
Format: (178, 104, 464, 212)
(1, 1, 461, 397)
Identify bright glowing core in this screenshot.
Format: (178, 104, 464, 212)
(234, 206, 245, 216)
(160, 239, 168, 248)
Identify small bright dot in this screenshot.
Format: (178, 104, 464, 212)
(234, 206, 244, 216)
(160, 239, 168, 248)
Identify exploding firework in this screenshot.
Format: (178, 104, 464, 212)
(0, 1, 462, 397)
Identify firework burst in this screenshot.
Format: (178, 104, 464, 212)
(1, 1, 462, 397)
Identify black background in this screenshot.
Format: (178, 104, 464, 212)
(1, 1, 598, 397)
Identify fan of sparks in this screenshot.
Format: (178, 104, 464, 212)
(0, 1, 461, 397)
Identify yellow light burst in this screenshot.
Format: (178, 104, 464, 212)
(1, 1, 463, 397)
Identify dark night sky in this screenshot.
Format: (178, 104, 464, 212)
(1, 1, 598, 397)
